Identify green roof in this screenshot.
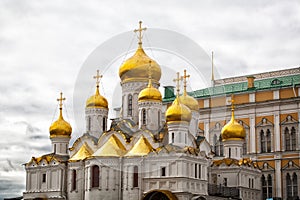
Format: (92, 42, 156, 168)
(163, 74, 300, 102)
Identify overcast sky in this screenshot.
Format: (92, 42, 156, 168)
(0, 0, 300, 198)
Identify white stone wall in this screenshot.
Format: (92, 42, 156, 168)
(138, 101, 162, 131)
(85, 107, 108, 138)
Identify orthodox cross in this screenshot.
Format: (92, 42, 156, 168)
(173, 72, 183, 96)
(134, 21, 147, 47)
(57, 92, 66, 110)
(181, 69, 190, 95)
(230, 94, 235, 111)
(93, 70, 103, 88)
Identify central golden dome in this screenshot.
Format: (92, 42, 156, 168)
(221, 109, 245, 141)
(119, 47, 161, 83)
(165, 97, 192, 123)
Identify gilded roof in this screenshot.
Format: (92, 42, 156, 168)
(221, 107, 245, 141)
(212, 157, 258, 168)
(49, 111, 72, 138)
(69, 143, 93, 162)
(86, 86, 108, 109)
(93, 134, 126, 157)
(165, 97, 192, 123)
(125, 135, 155, 157)
(26, 153, 68, 166)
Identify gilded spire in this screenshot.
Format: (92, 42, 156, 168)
(230, 94, 235, 120)
(173, 72, 183, 97)
(57, 92, 66, 119)
(181, 69, 190, 96)
(147, 60, 153, 87)
(211, 51, 215, 87)
(134, 21, 147, 48)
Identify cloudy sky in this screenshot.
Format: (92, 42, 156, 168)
(0, 0, 300, 198)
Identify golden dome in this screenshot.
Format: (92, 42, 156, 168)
(119, 47, 161, 83)
(86, 86, 108, 109)
(221, 107, 245, 141)
(179, 93, 198, 111)
(165, 97, 192, 123)
(138, 78, 162, 102)
(49, 93, 72, 138)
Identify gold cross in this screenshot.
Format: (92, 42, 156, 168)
(173, 72, 183, 96)
(57, 92, 66, 110)
(181, 69, 190, 95)
(134, 21, 147, 47)
(230, 94, 235, 111)
(93, 70, 103, 87)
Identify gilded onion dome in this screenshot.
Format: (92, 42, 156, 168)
(138, 62, 162, 102)
(165, 72, 192, 123)
(49, 93, 72, 138)
(221, 98, 245, 141)
(179, 70, 198, 111)
(119, 21, 161, 83)
(86, 70, 108, 109)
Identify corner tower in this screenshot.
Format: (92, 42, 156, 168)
(119, 21, 161, 124)
(85, 70, 108, 138)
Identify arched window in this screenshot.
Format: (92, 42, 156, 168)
(128, 95, 132, 116)
(142, 109, 146, 125)
(214, 135, 223, 156)
(292, 173, 298, 197)
(266, 129, 271, 152)
(260, 130, 266, 153)
(287, 173, 292, 197)
(71, 169, 77, 191)
(287, 173, 299, 198)
(91, 165, 99, 188)
(133, 166, 138, 187)
(262, 174, 272, 199)
(229, 148, 231, 158)
(285, 127, 291, 151)
(87, 116, 91, 131)
(291, 127, 296, 150)
(102, 117, 106, 132)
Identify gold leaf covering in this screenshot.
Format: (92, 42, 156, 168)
(69, 143, 93, 162)
(93, 134, 126, 157)
(165, 97, 192, 123)
(125, 135, 155, 157)
(86, 86, 108, 109)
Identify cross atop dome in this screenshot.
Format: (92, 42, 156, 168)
(93, 70, 103, 88)
(134, 21, 147, 48)
(181, 69, 190, 95)
(173, 72, 183, 97)
(57, 92, 66, 110)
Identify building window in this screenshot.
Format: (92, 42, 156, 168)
(262, 174, 272, 199)
(223, 178, 227, 187)
(91, 165, 99, 188)
(158, 111, 161, 126)
(133, 166, 138, 187)
(171, 132, 174, 143)
(214, 135, 224, 156)
(261, 129, 272, 153)
(194, 164, 197, 178)
(260, 130, 266, 153)
(72, 170, 77, 191)
(198, 164, 201, 179)
(102, 117, 106, 132)
(266, 129, 271, 152)
(128, 95, 132, 116)
(161, 167, 166, 177)
(42, 173, 46, 183)
(88, 116, 91, 131)
(285, 127, 291, 150)
(142, 109, 146, 125)
(228, 148, 231, 158)
(287, 173, 298, 198)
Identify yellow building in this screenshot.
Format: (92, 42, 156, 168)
(163, 67, 300, 199)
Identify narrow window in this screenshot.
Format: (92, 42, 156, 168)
(287, 173, 292, 197)
(72, 170, 77, 191)
(102, 117, 106, 132)
(285, 127, 290, 151)
(88, 116, 91, 131)
(42, 173, 46, 183)
(266, 129, 271, 152)
(292, 173, 298, 197)
(171, 132, 174, 143)
(92, 165, 99, 188)
(142, 109, 146, 125)
(198, 164, 201, 179)
(158, 111, 161, 126)
(252, 178, 254, 188)
(128, 95, 132, 116)
(194, 164, 197, 178)
(133, 166, 138, 187)
(223, 178, 227, 187)
(229, 148, 231, 158)
(267, 174, 272, 198)
(262, 175, 267, 200)
(249, 178, 251, 188)
(161, 167, 166, 177)
(260, 130, 265, 153)
(291, 127, 296, 150)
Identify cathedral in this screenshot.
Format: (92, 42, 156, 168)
(23, 22, 299, 200)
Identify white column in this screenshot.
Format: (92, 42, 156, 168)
(274, 113, 280, 151)
(204, 121, 210, 143)
(250, 116, 256, 153)
(275, 157, 282, 198)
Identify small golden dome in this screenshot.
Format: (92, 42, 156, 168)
(179, 93, 198, 111)
(119, 47, 161, 83)
(221, 108, 245, 141)
(165, 97, 192, 123)
(49, 93, 72, 138)
(86, 86, 108, 109)
(138, 77, 162, 102)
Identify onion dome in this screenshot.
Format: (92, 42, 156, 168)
(86, 70, 108, 109)
(138, 62, 162, 102)
(49, 93, 72, 138)
(119, 21, 161, 83)
(221, 99, 245, 141)
(166, 97, 192, 123)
